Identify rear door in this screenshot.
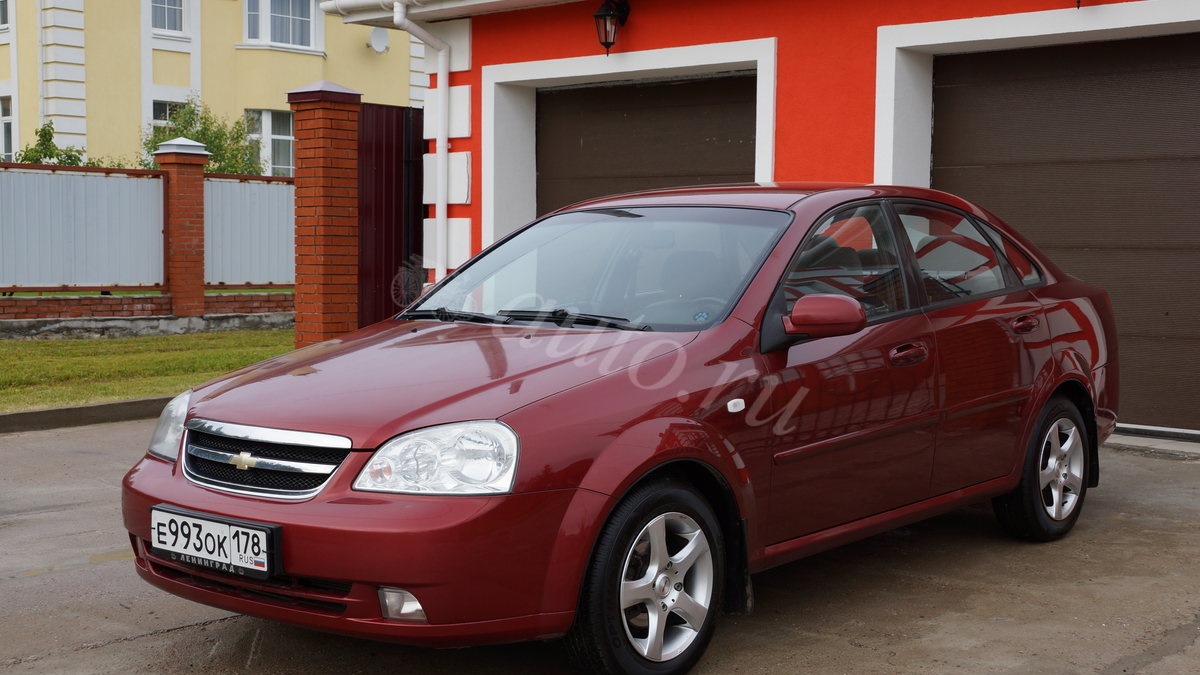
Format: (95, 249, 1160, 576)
(890, 201, 1051, 494)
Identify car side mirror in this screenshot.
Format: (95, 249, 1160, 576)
(782, 294, 867, 339)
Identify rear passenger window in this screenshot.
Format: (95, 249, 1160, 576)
(976, 219, 1043, 286)
(779, 204, 909, 317)
(894, 203, 1008, 302)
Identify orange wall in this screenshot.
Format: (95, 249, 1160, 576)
(454, 0, 1129, 250)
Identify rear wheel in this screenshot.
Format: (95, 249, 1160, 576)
(993, 396, 1090, 541)
(566, 480, 724, 675)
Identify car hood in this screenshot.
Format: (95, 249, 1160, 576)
(189, 320, 695, 449)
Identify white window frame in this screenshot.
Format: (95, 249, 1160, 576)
(0, 0, 10, 30)
(243, 0, 324, 54)
(247, 109, 294, 177)
(151, 0, 185, 35)
(151, 100, 185, 127)
(1, 96, 14, 161)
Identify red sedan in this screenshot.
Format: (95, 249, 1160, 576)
(122, 184, 1117, 675)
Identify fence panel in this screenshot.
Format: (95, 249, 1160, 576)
(204, 177, 295, 285)
(0, 167, 163, 287)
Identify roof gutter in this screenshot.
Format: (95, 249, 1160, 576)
(321, 0, 452, 281)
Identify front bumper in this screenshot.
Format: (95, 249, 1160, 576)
(122, 454, 607, 646)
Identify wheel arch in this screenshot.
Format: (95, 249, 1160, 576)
(1047, 377, 1100, 488)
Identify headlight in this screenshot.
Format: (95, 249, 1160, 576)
(353, 421, 519, 495)
(147, 391, 191, 461)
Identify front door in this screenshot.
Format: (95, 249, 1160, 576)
(761, 202, 939, 544)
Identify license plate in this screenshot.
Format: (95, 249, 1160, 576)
(150, 506, 277, 580)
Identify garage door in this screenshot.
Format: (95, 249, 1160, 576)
(536, 73, 756, 216)
(931, 33, 1200, 431)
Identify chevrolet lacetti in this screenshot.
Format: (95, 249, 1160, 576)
(122, 184, 1118, 675)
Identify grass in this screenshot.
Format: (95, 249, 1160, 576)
(0, 329, 295, 414)
(4, 288, 293, 297)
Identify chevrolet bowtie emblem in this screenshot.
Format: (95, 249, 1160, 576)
(229, 451, 258, 471)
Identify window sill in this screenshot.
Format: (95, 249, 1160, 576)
(152, 30, 192, 43)
(237, 42, 326, 58)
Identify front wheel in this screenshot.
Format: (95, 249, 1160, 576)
(566, 480, 724, 675)
(993, 396, 1090, 541)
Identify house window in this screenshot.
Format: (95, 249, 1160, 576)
(152, 0, 184, 32)
(1, 97, 13, 162)
(152, 100, 185, 127)
(246, 110, 294, 177)
(0, 0, 9, 28)
(245, 0, 315, 49)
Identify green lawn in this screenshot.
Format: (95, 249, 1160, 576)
(0, 329, 295, 413)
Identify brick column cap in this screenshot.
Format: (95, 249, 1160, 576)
(288, 81, 363, 106)
(153, 137, 211, 157)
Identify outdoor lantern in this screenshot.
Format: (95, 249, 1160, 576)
(593, 0, 630, 55)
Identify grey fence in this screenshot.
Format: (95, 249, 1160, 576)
(0, 167, 164, 287)
(204, 177, 295, 286)
(0, 166, 294, 289)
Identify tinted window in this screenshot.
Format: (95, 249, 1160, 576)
(894, 203, 1008, 302)
(778, 204, 909, 317)
(976, 219, 1043, 286)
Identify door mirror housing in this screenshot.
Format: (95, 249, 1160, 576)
(782, 294, 867, 339)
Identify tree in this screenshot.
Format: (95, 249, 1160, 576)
(140, 98, 265, 175)
(15, 121, 89, 166)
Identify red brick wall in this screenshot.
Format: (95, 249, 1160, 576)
(157, 151, 209, 317)
(289, 83, 362, 348)
(0, 294, 292, 320)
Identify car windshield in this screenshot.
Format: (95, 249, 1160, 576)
(410, 206, 792, 332)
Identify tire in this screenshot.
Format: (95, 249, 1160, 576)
(566, 479, 725, 675)
(993, 396, 1090, 541)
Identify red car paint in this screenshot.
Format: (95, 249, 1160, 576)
(122, 183, 1117, 647)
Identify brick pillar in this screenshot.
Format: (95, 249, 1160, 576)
(288, 81, 362, 348)
(154, 138, 210, 318)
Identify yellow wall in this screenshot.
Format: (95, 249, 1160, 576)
(0, 47, 10, 85)
(84, 0, 141, 160)
(202, 8, 411, 119)
(16, 0, 39, 150)
(6, 2, 415, 162)
(152, 50, 190, 88)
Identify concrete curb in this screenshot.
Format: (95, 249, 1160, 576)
(0, 397, 172, 434)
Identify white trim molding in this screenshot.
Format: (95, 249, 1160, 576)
(481, 37, 777, 246)
(875, 0, 1200, 187)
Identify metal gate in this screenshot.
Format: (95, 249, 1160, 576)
(357, 103, 425, 327)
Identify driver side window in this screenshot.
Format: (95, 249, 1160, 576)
(779, 204, 910, 317)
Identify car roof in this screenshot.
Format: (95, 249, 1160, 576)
(558, 182, 867, 212)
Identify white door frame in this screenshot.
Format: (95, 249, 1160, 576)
(482, 37, 777, 245)
(875, 0, 1200, 187)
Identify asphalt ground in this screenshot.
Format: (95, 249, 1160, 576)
(1, 419, 1198, 674)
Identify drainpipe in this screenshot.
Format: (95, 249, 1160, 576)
(321, 0, 451, 281)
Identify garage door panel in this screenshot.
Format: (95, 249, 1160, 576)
(1119, 336, 1200, 429)
(1042, 248, 1200, 340)
(932, 158, 1200, 249)
(932, 34, 1200, 430)
(933, 67, 1200, 167)
(538, 173, 757, 213)
(536, 75, 756, 215)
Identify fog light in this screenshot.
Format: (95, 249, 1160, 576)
(379, 587, 427, 622)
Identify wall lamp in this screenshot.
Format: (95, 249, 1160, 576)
(593, 0, 630, 55)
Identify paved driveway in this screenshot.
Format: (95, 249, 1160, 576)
(2, 420, 1198, 674)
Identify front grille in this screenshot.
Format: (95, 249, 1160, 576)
(182, 419, 353, 500)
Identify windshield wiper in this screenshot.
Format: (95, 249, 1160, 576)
(497, 309, 650, 331)
(400, 307, 511, 325)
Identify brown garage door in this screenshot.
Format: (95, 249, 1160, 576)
(931, 33, 1200, 431)
(536, 73, 756, 216)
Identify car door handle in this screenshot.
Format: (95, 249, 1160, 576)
(1011, 314, 1041, 335)
(888, 342, 929, 367)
